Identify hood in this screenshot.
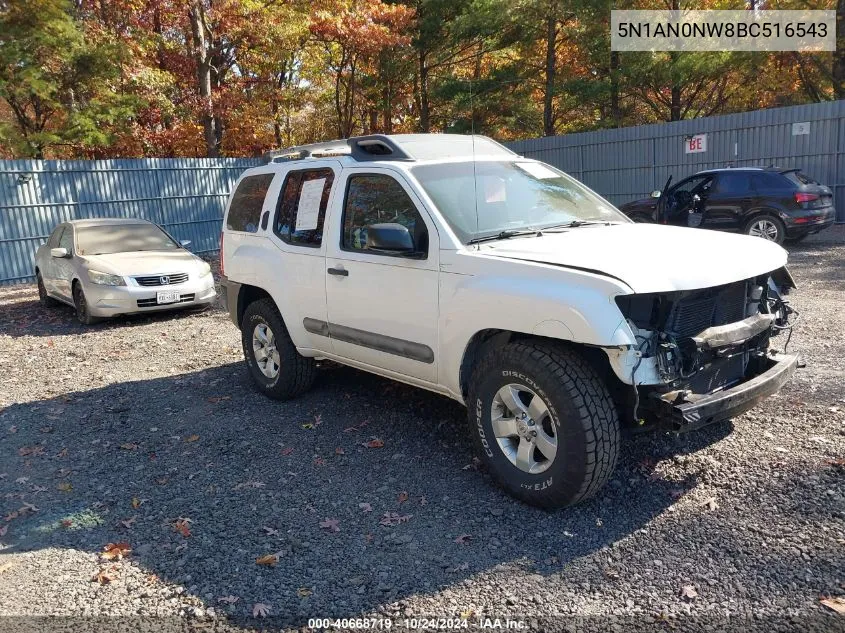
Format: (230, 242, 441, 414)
(480, 223, 788, 294)
(81, 250, 205, 276)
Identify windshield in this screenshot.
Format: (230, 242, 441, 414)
(77, 224, 180, 256)
(411, 160, 628, 243)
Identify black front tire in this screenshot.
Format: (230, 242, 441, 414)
(241, 298, 316, 401)
(467, 341, 620, 508)
(72, 283, 100, 325)
(36, 272, 59, 307)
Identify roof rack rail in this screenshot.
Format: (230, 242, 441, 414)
(262, 134, 414, 164)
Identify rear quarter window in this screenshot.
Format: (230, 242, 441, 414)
(783, 171, 820, 186)
(751, 173, 792, 191)
(227, 174, 275, 233)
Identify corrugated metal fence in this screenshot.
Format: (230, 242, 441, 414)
(508, 100, 845, 221)
(0, 158, 260, 284)
(1, 100, 843, 285)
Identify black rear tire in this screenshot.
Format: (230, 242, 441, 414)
(467, 341, 620, 508)
(744, 214, 786, 245)
(36, 272, 59, 307)
(241, 297, 316, 400)
(72, 282, 100, 325)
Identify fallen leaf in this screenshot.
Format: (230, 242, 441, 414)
(359, 502, 373, 513)
(824, 458, 845, 467)
(319, 518, 340, 532)
(397, 491, 409, 503)
(262, 526, 280, 536)
(156, 477, 169, 486)
(297, 587, 312, 598)
(820, 597, 845, 615)
(252, 602, 271, 618)
(217, 595, 239, 604)
(119, 443, 138, 451)
(60, 520, 72, 528)
(256, 553, 279, 567)
(55, 448, 68, 458)
(313, 414, 323, 426)
(0, 525, 7, 537)
(14, 477, 28, 484)
(454, 534, 471, 545)
(680, 585, 698, 601)
(119, 517, 136, 530)
(131, 497, 144, 509)
(18, 446, 45, 457)
(101, 542, 131, 560)
(4, 511, 19, 522)
(281, 447, 294, 456)
(92, 568, 117, 585)
(461, 457, 481, 471)
(419, 496, 427, 506)
(362, 438, 384, 449)
(207, 396, 230, 403)
(379, 512, 412, 527)
(314, 457, 325, 467)
(0, 561, 13, 574)
(57, 482, 72, 492)
(301, 423, 314, 430)
(173, 519, 192, 537)
(343, 426, 358, 433)
(701, 497, 719, 511)
(335, 447, 345, 455)
(185, 435, 200, 443)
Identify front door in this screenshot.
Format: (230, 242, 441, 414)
(53, 225, 76, 300)
(324, 168, 439, 383)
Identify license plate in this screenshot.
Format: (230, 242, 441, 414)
(157, 290, 180, 304)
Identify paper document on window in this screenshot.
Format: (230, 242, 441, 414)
(295, 178, 326, 231)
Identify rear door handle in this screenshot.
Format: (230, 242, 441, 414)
(327, 267, 348, 277)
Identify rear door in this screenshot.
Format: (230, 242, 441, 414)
(701, 172, 751, 231)
(323, 168, 439, 383)
(265, 161, 340, 353)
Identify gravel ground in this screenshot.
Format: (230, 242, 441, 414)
(0, 229, 843, 632)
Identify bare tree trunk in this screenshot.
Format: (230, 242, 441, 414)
(188, 1, 220, 157)
(610, 50, 621, 128)
(835, 0, 845, 98)
(669, 0, 681, 121)
(418, 50, 430, 133)
(543, 10, 557, 137)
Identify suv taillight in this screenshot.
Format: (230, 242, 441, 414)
(795, 192, 819, 204)
(219, 232, 224, 277)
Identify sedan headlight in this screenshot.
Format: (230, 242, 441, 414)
(87, 269, 126, 286)
(198, 263, 212, 278)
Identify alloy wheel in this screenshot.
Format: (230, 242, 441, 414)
(748, 219, 780, 241)
(490, 383, 558, 474)
(252, 323, 281, 379)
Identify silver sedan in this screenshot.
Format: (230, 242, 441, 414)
(34, 218, 217, 324)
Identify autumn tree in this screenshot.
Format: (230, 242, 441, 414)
(0, 0, 137, 158)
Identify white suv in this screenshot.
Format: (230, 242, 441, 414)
(220, 134, 798, 508)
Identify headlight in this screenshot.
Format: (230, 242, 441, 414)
(87, 270, 125, 286)
(198, 263, 212, 278)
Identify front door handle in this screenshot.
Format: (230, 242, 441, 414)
(327, 267, 348, 277)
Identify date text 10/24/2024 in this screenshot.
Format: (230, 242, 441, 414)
(307, 618, 528, 630)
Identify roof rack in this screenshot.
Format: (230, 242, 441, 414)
(263, 134, 413, 164)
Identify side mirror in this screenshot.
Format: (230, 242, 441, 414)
(650, 190, 662, 198)
(50, 247, 69, 259)
(180, 240, 192, 248)
(365, 223, 415, 254)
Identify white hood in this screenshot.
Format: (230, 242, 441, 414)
(81, 250, 204, 276)
(481, 223, 788, 293)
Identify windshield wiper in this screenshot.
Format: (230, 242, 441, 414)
(541, 220, 611, 231)
(466, 229, 542, 245)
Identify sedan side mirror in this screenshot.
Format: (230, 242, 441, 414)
(50, 247, 69, 258)
(650, 190, 662, 198)
(180, 240, 192, 248)
(365, 223, 415, 254)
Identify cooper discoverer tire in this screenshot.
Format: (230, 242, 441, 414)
(467, 341, 620, 508)
(241, 297, 316, 400)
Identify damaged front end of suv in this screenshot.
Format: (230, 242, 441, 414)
(610, 268, 800, 431)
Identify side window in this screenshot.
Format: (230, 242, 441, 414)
(47, 226, 64, 248)
(58, 226, 73, 253)
(227, 174, 275, 233)
(274, 168, 334, 247)
(673, 175, 712, 195)
(715, 173, 751, 194)
(342, 174, 428, 256)
(752, 173, 789, 191)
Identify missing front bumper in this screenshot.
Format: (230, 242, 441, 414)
(650, 352, 799, 431)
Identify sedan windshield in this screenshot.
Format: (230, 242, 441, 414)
(76, 224, 179, 255)
(411, 160, 628, 244)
